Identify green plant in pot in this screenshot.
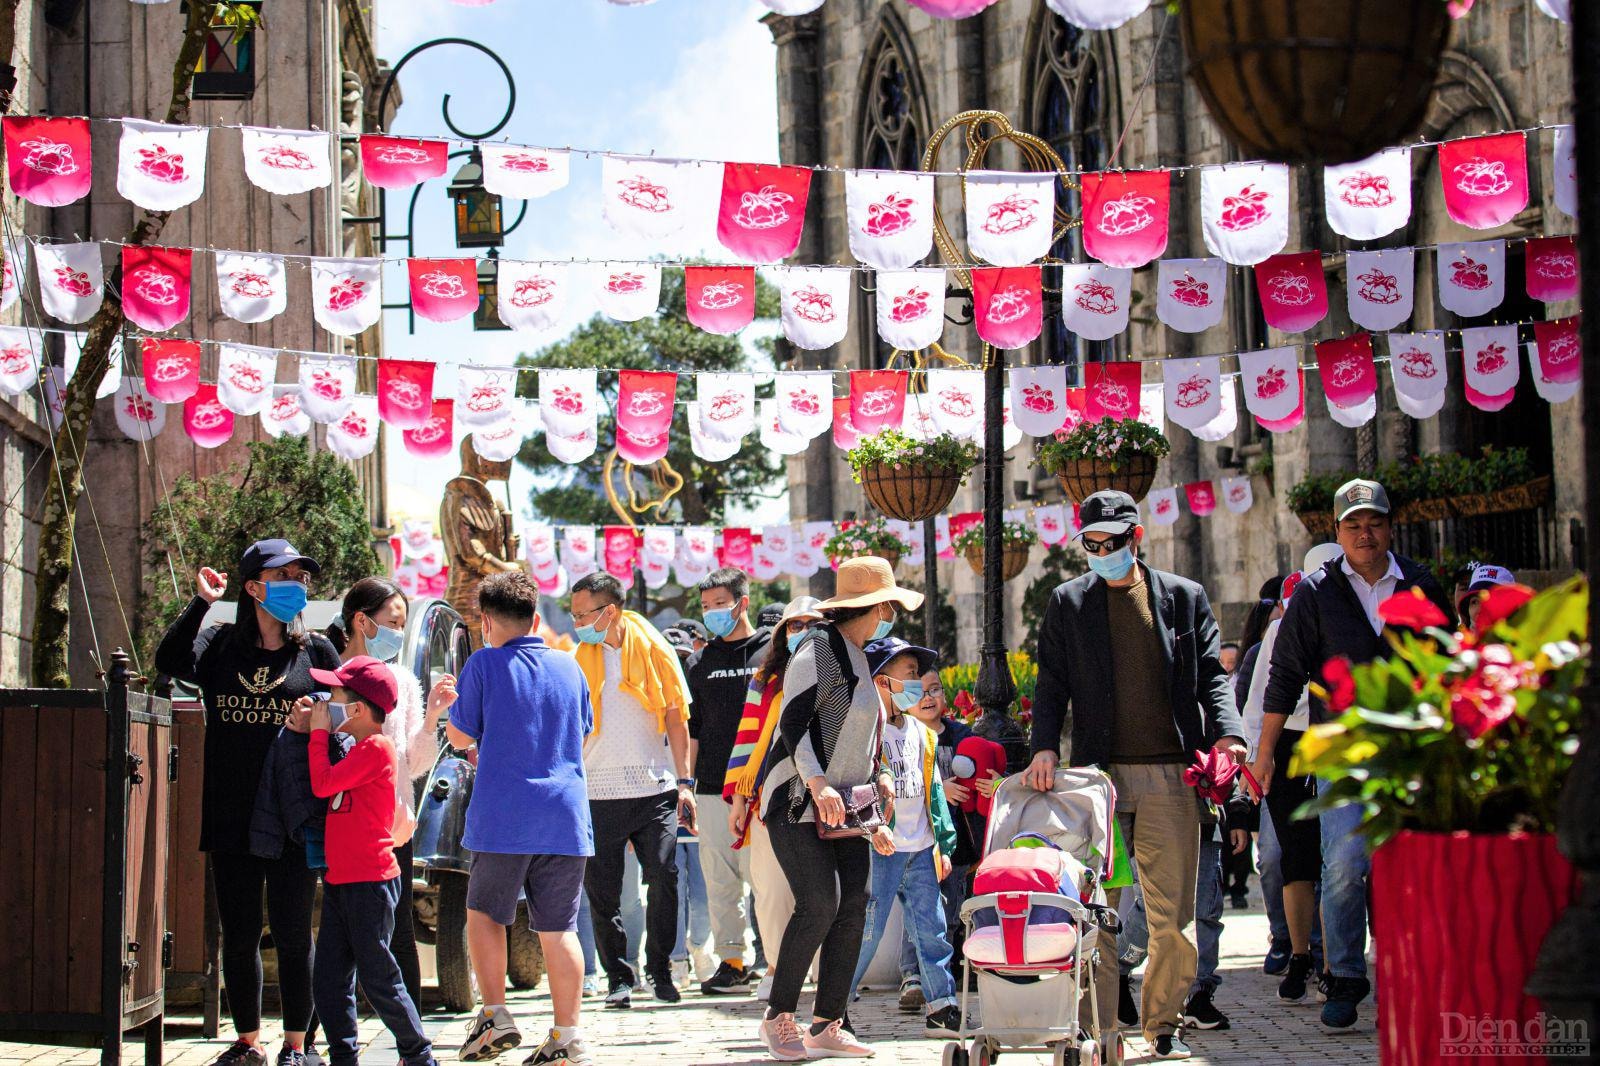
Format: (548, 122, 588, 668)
(1035, 417, 1170, 504)
(1291, 577, 1588, 1064)
(952, 519, 1038, 582)
(848, 428, 980, 523)
(823, 516, 912, 569)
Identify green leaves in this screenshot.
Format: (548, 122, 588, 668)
(846, 429, 980, 480)
(1034, 417, 1171, 474)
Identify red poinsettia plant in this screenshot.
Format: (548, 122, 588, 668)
(1291, 576, 1588, 848)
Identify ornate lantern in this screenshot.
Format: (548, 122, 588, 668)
(474, 257, 508, 332)
(185, 1, 262, 101)
(449, 154, 504, 249)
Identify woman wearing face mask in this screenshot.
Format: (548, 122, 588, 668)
(756, 559, 921, 1061)
(723, 596, 824, 1001)
(155, 540, 339, 1066)
(324, 577, 458, 1004)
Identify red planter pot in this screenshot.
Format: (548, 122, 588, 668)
(1372, 831, 1577, 1065)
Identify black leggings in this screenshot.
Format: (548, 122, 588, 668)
(1266, 728, 1323, 885)
(391, 840, 420, 1005)
(765, 816, 872, 1022)
(211, 850, 318, 1035)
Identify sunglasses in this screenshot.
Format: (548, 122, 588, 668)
(1080, 532, 1132, 555)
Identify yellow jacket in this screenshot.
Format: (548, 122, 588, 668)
(573, 609, 691, 736)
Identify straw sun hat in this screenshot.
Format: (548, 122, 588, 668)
(820, 557, 925, 612)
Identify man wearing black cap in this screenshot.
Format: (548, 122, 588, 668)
(1024, 490, 1245, 1061)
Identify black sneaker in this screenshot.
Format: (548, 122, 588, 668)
(1182, 989, 1230, 1030)
(1263, 939, 1292, 975)
(215, 1042, 267, 1066)
(1152, 1033, 1192, 1059)
(1278, 953, 1313, 1002)
(924, 1005, 963, 1039)
(651, 974, 681, 1003)
(1117, 973, 1139, 1028)
(1228, 891, 1249, 910)
(604, 979, 632, 1010)
(1316, 970, 1333, 1003)
(1320, 976, 1371, 1031)
(274, 1046, 306, 1066)
(699, 960, 751, 996)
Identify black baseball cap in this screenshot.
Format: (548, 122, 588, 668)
(864, 637, 939, 678)
(1074, 490, 1140, 539)
(671, 619, 708, 641)
(240, 538, 321, 579)
(663, 627, 695, 658)
(757, 602, 786, 628)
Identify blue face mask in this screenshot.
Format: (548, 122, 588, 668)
(258, 579, 308, 624)
(704, 606, 739, 639)
(364, 621, 404, 663)
(787, 630, 807, 654)
(326, 701, 349, 733)
(889, 678, 924, 712)
(871, 608, 895, 642)
(1087, 546, 1136, 582)
(574, 608, 610, 645)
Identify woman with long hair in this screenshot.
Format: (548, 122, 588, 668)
(155, 540, 337, 1066)
(724, 596, 824, 1001)
(757, 560, 922, 1061)
(324, 576, 457, 1003)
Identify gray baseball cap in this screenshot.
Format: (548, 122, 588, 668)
(1334, 478, 1390, 522)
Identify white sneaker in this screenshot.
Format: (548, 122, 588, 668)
(671, 959, 690, 989)
(693, 946, 718, 982)
(757, 973, 775, 1001)
(459, 1005, 521, 1062)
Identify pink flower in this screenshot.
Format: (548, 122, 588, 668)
(1446, 0, 1474, 18)
(1450, 678, 1514, 738)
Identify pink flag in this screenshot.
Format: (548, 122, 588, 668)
(604, 526, 640, 580)
(4, 116, 92, 207)
(685, 266, 757, 335)
(1438, 132, 1528, 230)
(903, 0, 1001, 15)
(1316, 334, 1377, 409)
(183, 384, 235, 449)
(948, 512, 982, 544)
(972, 265, 1042, 349)
(121, 245, 192, 331)
(408, 258, 479, 323)
(848, 369, 909, 435)
(1533, 317, 1582, 386)
(1184, 480, 1217, 517)
(718, 162, 811, 263)
(617, 370, 677, 439)
(832, 396, 861, 451)
(402, 400, 454, 458)
(33, 241, 103, 324)
(1010, 364, 1069, 437)
(722, 528, 755, 569)
(378, 359, 435, 428)
(1460, 325, 1520, 410)
(1524, 236, 1579, 304)
(1080, 170, 1169, 268)
(1202, 163, 1290, 265)
(360, 135, 448, 189)
(141, 338, 200, 403)
(1254, 253, 1328, 333)
(1082, 360, 1142, 421)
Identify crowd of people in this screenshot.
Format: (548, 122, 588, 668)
(158, 474, 1490, 1065)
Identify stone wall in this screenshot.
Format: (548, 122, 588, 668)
(768, 0, 1580, 665)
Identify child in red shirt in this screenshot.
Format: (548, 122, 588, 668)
(304, 656, 436, 1066)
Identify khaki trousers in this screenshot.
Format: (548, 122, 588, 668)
(1086, 763, 1200, 1052)
(748, 816, 796, 969)
(697, 804, 754, 961)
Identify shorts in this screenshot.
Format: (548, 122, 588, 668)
(466, 852, 588, 932)
(1265, 729, 1322, 884)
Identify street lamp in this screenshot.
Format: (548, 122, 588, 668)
(474, 255, 509, 332)
(449, 153, 505, 249)
(184, 0, 261, 100)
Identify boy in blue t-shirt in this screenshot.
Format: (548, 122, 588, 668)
(448, 572, 595, 1066)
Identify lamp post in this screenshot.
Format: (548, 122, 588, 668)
(184, 0, 261, 100)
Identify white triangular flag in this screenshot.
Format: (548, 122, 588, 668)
(241, 126, 332, 195)
(33, 240, 103, 324)
(117, 118, 208, 211)
(215, 252, 288, 324)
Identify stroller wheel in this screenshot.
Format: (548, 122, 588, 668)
(1078, 1038, 1102, 1066)
(941, 1042, 968, 1066)
(968, 1037, 995, 1066)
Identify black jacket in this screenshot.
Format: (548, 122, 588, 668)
(1029, 563, 1244, 770)
(686, 627, 772, 796)
(248, 727, 351, 860)
(1262, 553, 1454, 725)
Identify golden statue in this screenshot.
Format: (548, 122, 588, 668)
(441, 438, 524, 644)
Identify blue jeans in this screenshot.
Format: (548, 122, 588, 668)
(851, 847, 957, 1011)
(1192, 839, 1224, 995)
(620, 848, 646, 970)
(576, 891, 597, 977)
(1319, 791, 1371, 979)
(673, 841, 711, 963)
(1117, 856, 1147, 976)
(900, 863, 968, 980)
(313, 878, 433, 1066)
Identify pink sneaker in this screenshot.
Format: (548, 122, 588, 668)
(801, 1019, 873, 1058)
(760, 1012, 807, 1062)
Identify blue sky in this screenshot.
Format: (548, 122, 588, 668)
(373, 0, 781, 525)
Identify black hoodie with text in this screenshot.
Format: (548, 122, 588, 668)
(686, 627, 772, 797)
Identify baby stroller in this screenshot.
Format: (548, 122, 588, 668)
(944, 768, 1121, 1066)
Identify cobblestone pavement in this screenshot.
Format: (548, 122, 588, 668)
(1, 909, 1375, 1065)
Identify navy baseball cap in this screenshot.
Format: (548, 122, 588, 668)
(240, 538, 321, 578)
(663, 627, 695, 658)
(1075, 490, 1140, 538)
(671, 619, 709, 641)
(864, 637, 939, 678)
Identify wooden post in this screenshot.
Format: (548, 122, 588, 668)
(102, 650, 131, 1066)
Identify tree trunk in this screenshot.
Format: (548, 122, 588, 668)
(28, 1, 215, 687)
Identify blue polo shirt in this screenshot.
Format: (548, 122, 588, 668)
(450, 635, 594, 855)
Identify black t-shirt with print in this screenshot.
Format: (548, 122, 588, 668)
(155, 596, 340, 853)
(686, 627, 772, 795)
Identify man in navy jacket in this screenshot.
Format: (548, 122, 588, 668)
(1256, 478, 1453, 1033)
(1024, 490, 1245, 1060)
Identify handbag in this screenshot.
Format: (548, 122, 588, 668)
(815, 783, 887, 840)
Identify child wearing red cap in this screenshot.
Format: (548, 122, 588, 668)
(302, 656, 436, 1066)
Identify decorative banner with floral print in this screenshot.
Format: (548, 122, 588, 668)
(0, 237, 23, 313)
(964, 171, 1057, 267)
(260, 385, 311, 439)
(562, 526, 598, 581)
(183, 384, 235, 449)
(1148, 486, 1180, 526)
(1316, 334, 1378, 428)
(1184, 480, 1217, 517)
(496, 260, 569, 333)
(481, 143, 571, 198)
(1323, 149, 1412, 241)
(4, 116, 92, 207)
(1202, 162, 1290, 265)
(0, 325, 41, 397)
(1164, 355, 1223, 431)
(1221, 475, 1253, 514)
(1254, 252, 1328, 333)
(685, 265, 757, 334)
(602, 156, 711, 241)
(1082, 360, 1143, 421)
(215, 251, 287, 324)
(617, 369, 677, 440)
(848, 369, 909, 435)
(215, 343, 277, 416)
(717, 162, 811, 263)
(593, 261, 662, 322)
(1156, 257, 1225, 334)
(539, 367, 598, 438)
(241, 126, 332, 195)
(1386, 332, 1449, 420)
(1524, 236, 1579, 304)
(760, 397, 810, 458)
(1436, 240, 1505, 318)
(113, 376, 166, 441)
(327, 396, 380, 460)
(846, 170, 935, 270)
(1345, 249, 1414, 332)
(696, 372, 756, 443)
(377, 358, 436, 429)
(310, 257, 382, 336)
(691, 401, 744, 460)
(875, 268, 945, 351)
(603, 526, 640, 581)
(1460, 324, 1520, 411)
(1060, 262, 1131, 340)
(1080, 170, 1170, 268)
(1552, 125, 1576, 219)
(774, 370, 833, 439)
(140, 337, 201, 403)
(33, 240, 103, 324)
(297, 354, 358, 424)
(121, 245, 193, 331)
(721, 527, 755, 569)
(117, 119, 208, 211)
(1009, 364, 1069, 438)
(456, 364, 518, 429)
(776, 266, 851, 350)
(1531, 319, 1581, 404)
(408, 258, 479, 322)
(972, 265, 1042, 349)
(925, 367, 984, 440)
(1237, 346, 1303, 429)
(1033, 503, 1068, 546)
(472, 405, 533, 462)
(359, 135, 448, 190)
(1189, 380, 1239, 443)
(1438, 132, 1528, 230)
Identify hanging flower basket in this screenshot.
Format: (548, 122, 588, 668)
(1178, 0, 1452, 165)
(1035, 418, 1169, 505)
(848, 429, 980, 523)
(823, 516, 910, 571)
(953, 520, 1037, 582)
